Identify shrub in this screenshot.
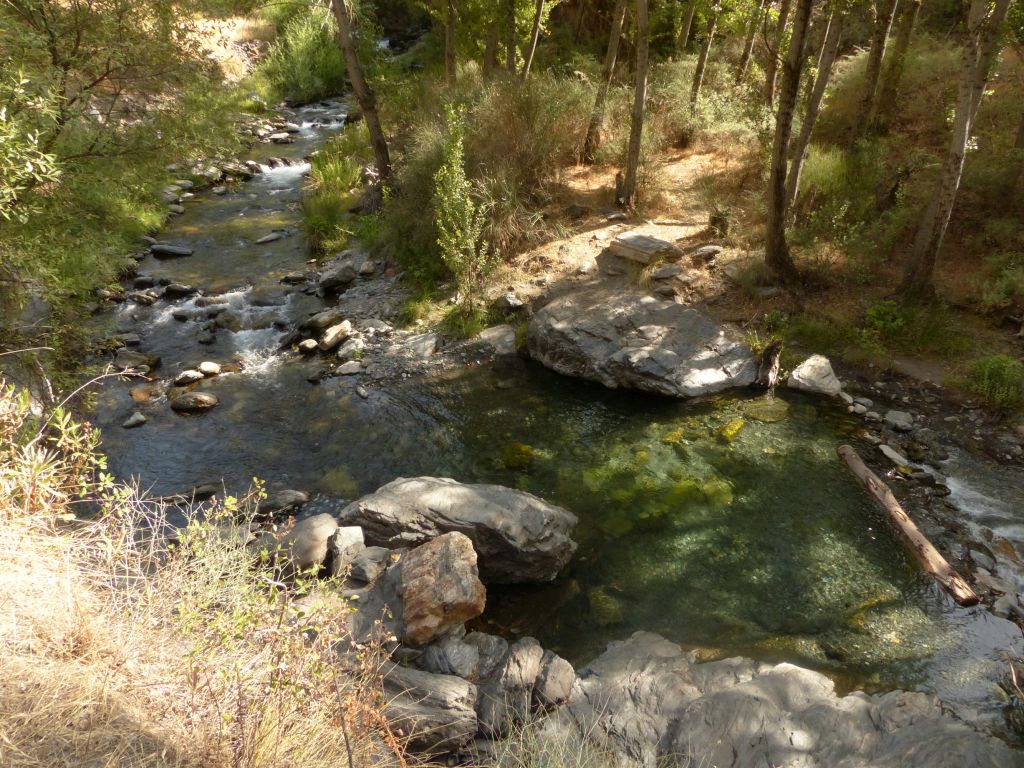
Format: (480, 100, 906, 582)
(434, 106, 497, 315)
(964, 354, 1024, 411)
(303, 124, 373, 252)
(256, 5, 347, 103)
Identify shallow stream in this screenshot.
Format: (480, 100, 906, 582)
(90, 101, 1024, 737)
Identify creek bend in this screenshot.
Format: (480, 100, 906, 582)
(89, 101, 1022, 737)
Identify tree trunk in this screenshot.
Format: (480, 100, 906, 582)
(445, 0, 457, 86)
(764, 0, 794, 108)
(764, 0, 813, 283)
(574, 0, 588, 42)
(484, 18, 500, 76)
(584, 0, 629, 163)
(689, 8, 719, 110)
(678, 0, 697, 53)
(621, 0, 650, 209)
(838, 445, 978, 606)
(736, 0, 769, 81)
(330, 0, 391, 182)
(874, 0, 921, 129)
(785, 8, 845, 211)
(900, 0, 1012, 299)
(506, 0, 518, 74)
(522, 0, 545, 80)
(853, 0, 900, 139)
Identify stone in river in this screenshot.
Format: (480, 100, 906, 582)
(787, 354, 842, 397)
(170, 391, 219, 413)
(150, 243, 193, 258)
(256, 232, 283, 244)
(122, 412, 147, 429)
(198, 361, 221, 376)
(338, 361, 362, 375)
(173, 369, 205, 385)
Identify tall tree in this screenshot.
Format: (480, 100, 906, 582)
(874, 0, 922, 129)
(900, 0, 1014, 298)
(853, 0, 900, 138)
(506, 0, 518, 73)
(690, 5, 721, 109)
(584, 0, 629, 163)
(764, 0, 814, 282)
(737, 0, 770, 80)
(330, 0, 391, 182)
(484, 16, 500, 75)
(678, 0, 698, 51)
(622, 0, 650, 208)
(445, 0, 457, 86)
(764, 0, 795, 107)
(786, 4, 846, 210)
(522, 0, 546, 79)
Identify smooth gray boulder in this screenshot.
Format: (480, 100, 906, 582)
(787, 354, 842, 397)
(338, 477, 578, 583)
(381, 663, 478, 752)
(255, 489, 309, 519)
(548, 632, 1020, 768)
(526, 287, 756, 397)
(253, 513, 338, 576)
(477, 637, 544, 737)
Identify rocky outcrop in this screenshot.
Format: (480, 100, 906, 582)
(526, 286, 757, 398)
(546, 632, 1019, 768)
(338, 477, 578, 583)
(351, 532, 485, 647)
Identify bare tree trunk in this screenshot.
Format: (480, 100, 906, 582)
(900, 0, 1012, 299)
(853, 0, 900, 139)
(678, 0, 697, 53)
(445, 0, 457, 86)
(506, 0, 518, 74)
(737, 0, 769, 81)
(764, 0, 794, 108)
(484, 18, 500, 76)
(330, 0, 391, 182)
(622, 0, 650, 208)
(690, 8, 719, 110)
(874, 0, 921, 129)
(764, 0, 813, 283)
(574, 0, 588, 41)
(584, 0, 629, 163)
(522, 0, 545, 80)
(785, 8, 845, 211)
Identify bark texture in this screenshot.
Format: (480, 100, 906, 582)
(678, 0, 697, 52)
(445, 0, 457, 86)
(690, 8, 720, 110)
(854, 0, 901, 138)
(737, 0, 769, 81)
(584, 0, 629, 163)
(621, 0, 650, 209)
(764, 0, 794, 107)
(874, 0, 921, 128)
(522, 0, 546, 80)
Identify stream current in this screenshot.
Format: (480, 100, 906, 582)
(89, 101, 1024, 738)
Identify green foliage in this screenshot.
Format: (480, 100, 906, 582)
(255, 4, 348, 103)
(0, 71, 60, 222)
(981, 251, 1024, 312)
(964, 355, 1024, 411)
(433, 106, 497, 314)
(303, 124, 373, 252)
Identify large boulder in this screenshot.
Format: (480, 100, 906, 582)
(350, 532, 485, 647)
(787, 354, 842, 397)
(526, 287, 757, 397)
(338, 477, 578, 583)
(477, 636, 545, 737)
(381, 663, 478, 752)
(545, 632, 1020, 768)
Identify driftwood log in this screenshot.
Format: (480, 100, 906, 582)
(838, 444, 978, 607)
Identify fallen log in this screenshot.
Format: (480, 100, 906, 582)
(837, 444, 978, 607)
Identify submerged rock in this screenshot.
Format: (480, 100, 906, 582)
(546, 632, 1020, 768)
(338, 477, 578, 583)
(526, 287, 756, 398)
(169, 391, 218, 413)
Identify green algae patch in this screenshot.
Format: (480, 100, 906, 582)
(718, 418, 746, 443)
(588, 586, 625, 626)
(503, 442, 536, 471)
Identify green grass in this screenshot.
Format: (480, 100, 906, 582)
(963, 354, 1024, 411)
(253, 4, 347, 104)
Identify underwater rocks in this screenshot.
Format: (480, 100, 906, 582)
(337, 477, 578, 583)
(526, 286, 757, 398)
(169, 391, 218, 413)
(544, 631, 1020, 768)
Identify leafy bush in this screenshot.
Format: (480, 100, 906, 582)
(303, 124, 373, 252)
(434, 106, 497, 315)
(964, 354, 1024, 411)
(981, 251, 1024, 312)
(256, 5, 347, 103)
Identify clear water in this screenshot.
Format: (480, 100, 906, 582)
(88, 102, 1023, 733)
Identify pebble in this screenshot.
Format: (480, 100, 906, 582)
(356, 385, 370, 399)
(199, 361, 221, 376)
(338, 361, 362, 375)
(174, 370, 205, 385)
(865, 411, 881, 422)
(256, 232, 283, 244)
(884, 410, 915, 432)
(298, 339, 319, 354)
(879, 444, 910, 466)
(168, 204, 185, 215)
(213, 186, 228, 195)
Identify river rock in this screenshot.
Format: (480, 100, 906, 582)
(476, 324, 517, 355)
(787, 354, 842, 397)
(879, 444, 910, 467)
(477, 636, 544, 736)
(114, 349, 160, 371)
(380, 662, 478, 752)
(338, 477, 578, 583)
(337, 337, 365, 361)
(198, 361, 221, 376)
(256, 232, 282, 244)
(544, 632, 1020, 768)
(164, 283, 197, 298)
(326, 525, 365, 578)
(169, 391, 219, 413)
(254, 512, 338, 576)
(526, 286, 756, 398)
(122, 412, 147, 429)
(319, 320, 353, 352)
(298, 339, 318, 354)
(338, 361, 362, 375)
(173, 369, 205, 385)
(533, 650, 576, 710)
(419, 635, 482, 681)
(320, 261, 358, 292)
(150, 243, 193, 258)
(884, 409, 915, 432)
(255, 489, 309, 520)
(349, 545, 391, 583)
(301, 308, 345, 331)
(464, 632, 510, 680)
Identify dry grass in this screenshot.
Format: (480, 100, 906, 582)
(0, 380, 397, 768)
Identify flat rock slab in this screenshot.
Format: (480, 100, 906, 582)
(526, 286, 757, 398)
(338, 477, 577, 584)
(150, 243, 193, 258)
(548, 632, 1020, 768)
(610, 233, 681, 265)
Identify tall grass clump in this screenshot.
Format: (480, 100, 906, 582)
(255, 5, 347, 104)
(304, 123, 373, 253)
(964, 354, 1024, 411)
(0, 379, 398, 768)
